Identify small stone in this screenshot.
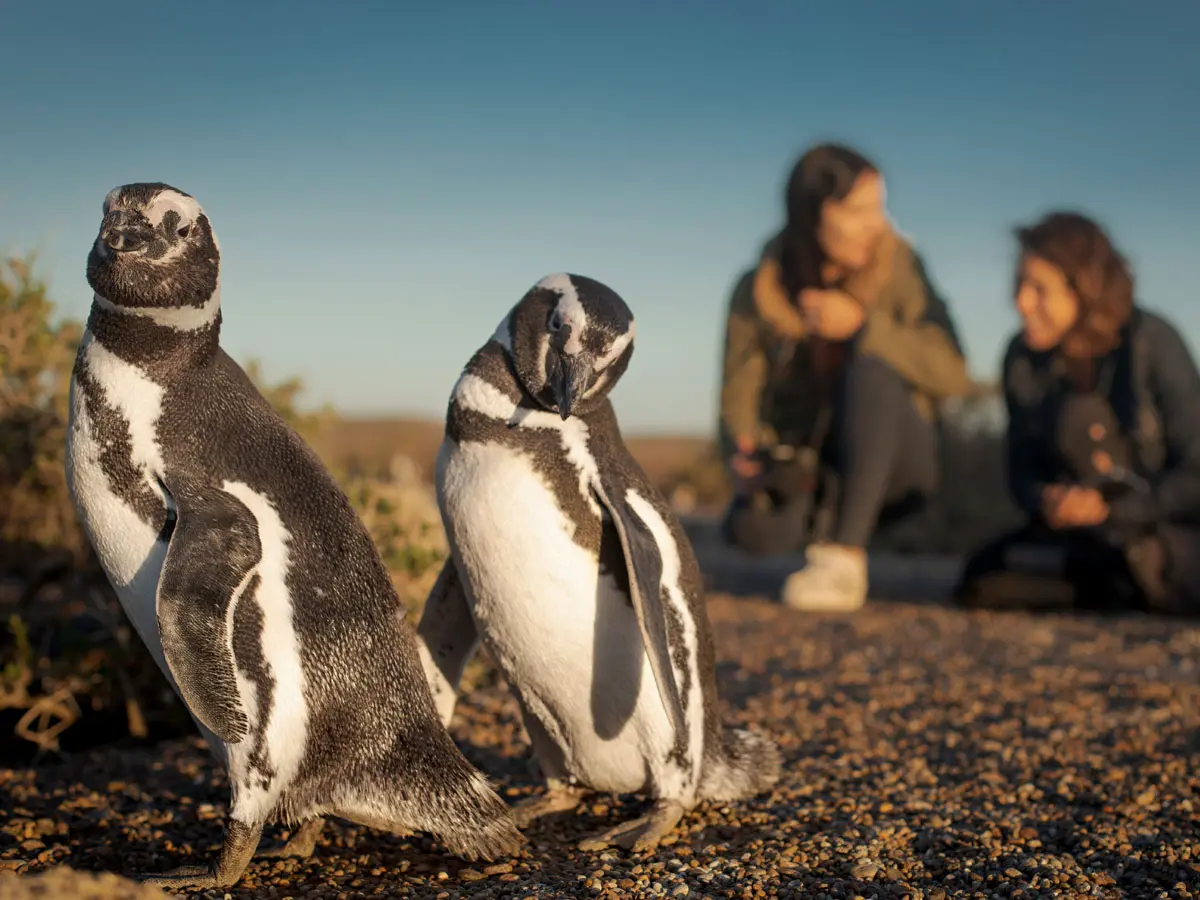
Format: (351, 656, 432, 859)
(484, 862, 513, 875)
(851, 862, 878, 880)
(459, 868, 487, 882)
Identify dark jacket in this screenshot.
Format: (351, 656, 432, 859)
(717, 226, 970, 462)
(1003, 308, 1200, 529)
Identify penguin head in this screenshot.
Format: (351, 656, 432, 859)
(87, 183, 220, 313)
(507, 273, 636, 420)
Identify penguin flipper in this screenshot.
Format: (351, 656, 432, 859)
(156, 480, 260, 744)
(592, 478, 687, 742)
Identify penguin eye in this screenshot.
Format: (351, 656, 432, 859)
(161, 209, 192, 240)
(549, 313, 563, 331)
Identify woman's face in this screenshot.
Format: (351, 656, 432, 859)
(817, 171, 889, 272)
(1015, 253, 1080, 351)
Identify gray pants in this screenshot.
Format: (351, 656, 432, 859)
(724, 353, 939, 555)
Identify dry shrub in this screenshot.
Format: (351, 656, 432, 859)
(338, 455, 448, 615)
(0, 257, 87, 574)
(0, 584, 172, 757)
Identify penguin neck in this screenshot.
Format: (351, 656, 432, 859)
(86, 289, 222, 379)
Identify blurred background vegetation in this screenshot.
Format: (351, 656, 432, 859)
(0, 253, 1020, 763)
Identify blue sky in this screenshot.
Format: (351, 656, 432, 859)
(2, 1, 1197, 435)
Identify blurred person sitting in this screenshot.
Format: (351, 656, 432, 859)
(717, 143, 971, 612)
(954, 211, 1200, 615)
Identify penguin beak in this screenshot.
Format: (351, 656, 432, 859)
(99, 209, 156, 253)
(550, 349, 594, 420)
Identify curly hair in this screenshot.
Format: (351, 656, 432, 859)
(1015, 211, 1135, 358)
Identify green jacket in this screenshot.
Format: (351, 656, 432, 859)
(718, 227, 971, 462)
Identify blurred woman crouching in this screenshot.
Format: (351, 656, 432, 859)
(717, 143, 971, 611)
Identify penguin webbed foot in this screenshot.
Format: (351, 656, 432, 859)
(137, 818, 262, 891)
(510, 783, 587, 828)
(137, 864, 216, 890)
(577, 799, 686, 853)
(255, 817, 325, 859)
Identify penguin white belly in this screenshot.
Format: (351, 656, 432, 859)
(64, 356, 226, 764)
(441, 440, 675, 794)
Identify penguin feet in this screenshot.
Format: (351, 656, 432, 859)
(577, 799, 686, 853)
(137, 865, 219, 890)
(138, 818, 262, 891)
(510, 783, 586, 827)
(256, 817, 326, 859)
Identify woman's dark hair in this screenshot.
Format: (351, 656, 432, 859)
(779, 143, 878, 299)
(1015, 211, 1135, 358)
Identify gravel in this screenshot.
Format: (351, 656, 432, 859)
(2, 593, 1198, 899)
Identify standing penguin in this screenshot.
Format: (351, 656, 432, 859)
(418, 273, 782, 852)
(65, 183, 522, 890)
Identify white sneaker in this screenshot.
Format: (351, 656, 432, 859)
(781, 543, 868, 612)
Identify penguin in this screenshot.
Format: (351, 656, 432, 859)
(64, 183, 523, 890)
(417, 273, 781, 853)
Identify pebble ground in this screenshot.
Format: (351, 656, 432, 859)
(1, 594, 1198, 899)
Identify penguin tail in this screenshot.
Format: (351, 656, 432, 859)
(420, 759, 526, 862)
(699, 726, 783, 801)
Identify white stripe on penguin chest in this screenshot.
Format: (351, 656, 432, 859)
(440, 437, 676, 793)
(65, 333, 172, 666)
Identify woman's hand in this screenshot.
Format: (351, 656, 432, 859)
(1043, 484, 1110, 529)
(729, 435, 763, 494)
(799, 288, 867, 341)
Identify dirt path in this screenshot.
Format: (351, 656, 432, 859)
(2, 594, 1198, 899)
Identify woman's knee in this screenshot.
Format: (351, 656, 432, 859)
(845, 352, 911, 406)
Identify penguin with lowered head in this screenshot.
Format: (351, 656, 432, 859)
(418, 273, 781, 852)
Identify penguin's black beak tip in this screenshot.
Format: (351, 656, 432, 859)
(552, 378, 576, 420)
(99, 209, 155, 254)
(551, 351, 592, 421)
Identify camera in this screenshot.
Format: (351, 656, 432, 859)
(755, 443, 822, 506)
